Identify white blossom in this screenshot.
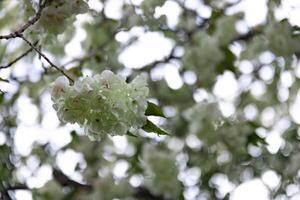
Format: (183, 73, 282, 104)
(50, 70, 149, 140)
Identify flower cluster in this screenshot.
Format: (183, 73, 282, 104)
(214, 13, 242, 46)
(38, 0, 89, 34)
(242, 19, 300, 59)
(264, 20, 300, 56)
(142, 144, 181, 199)
(183, 102, 253, 149)
(181, 13, 243, 86)
(90, 175, 133, 200)
(183, 102, 224, 144)
(183, 32, 224, 86)
(50, 70, 149, 140)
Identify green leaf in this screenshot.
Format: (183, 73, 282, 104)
(216, 47, 236, 73)
(127, 131, 137, 137)
(145, 101, 166, 118)
(67, 66, 83, 77)
(207, 9, 222, 33)
(142, 119, 169, 135)
(178, 194, 185, 200)
(293, 25, 300, 36)
(247, 133, 267, 146)
(293, 25, 300, 31)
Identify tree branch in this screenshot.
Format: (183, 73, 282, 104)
(0, 0, 74, 84)
(0, 184, 29, 200)
(0, 0, 47, 40)
(231, 30, 261, 43)
(53, 168, 172, 200)
(53, 168, 92, 191)
(0, 168, 172, 200)
(0, 41, 38, 70)
(4, 184, 29, 191)
(19, 35, 74, 85)
(134, 186, 173, 200)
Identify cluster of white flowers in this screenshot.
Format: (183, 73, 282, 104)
(141, 0, 165, 15)
(183, 102, 224, 144)
(183, 102, 254, 149)
(283, 153, 300, 178)
(90, 175, 133, 200)
(181, 14, 243, 85)
(214, 13, 242, 46)
(242, 20, 300, 59)
(240, 35, 268, 60)
(265, 20, 300, 56)
(50, 70, 149, 140)
(142, 144, 181, 199)
(183, 32, 224, 86)
(37, 0, 89, 34)
(37, 181, 64, 199)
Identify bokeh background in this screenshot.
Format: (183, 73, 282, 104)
(1, 0, 300, 199)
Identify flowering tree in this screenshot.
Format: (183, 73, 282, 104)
(1, 0, 300, 199)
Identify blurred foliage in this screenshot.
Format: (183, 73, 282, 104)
(1, 0, 300, 199)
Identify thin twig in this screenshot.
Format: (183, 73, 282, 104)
(0, 41, 38, 70)
(0, 184, 29, 200)
(0, 77, 9, 82)
(53, 168, 92, 191)
(5, 184, 29, 191)
(52, 168, 171, 200)
(231, 30, 260, 43)
(20, 35, 74, 84)
(0, 0, 47, 40)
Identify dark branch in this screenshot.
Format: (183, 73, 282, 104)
(231, 30, 261, 42)
(0, 184, 29, 200)
(53, 168, 171, 200)
(20, 35, 74, 85)
(134, 186, 173, 200)
(0, 41, 38, 70)
(0, 168, 172, 200)
(0, 0, 47, 40)
(53, 168, 93, 191)
(4, 184, 29, 191)
(0, 0, 74, 83)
